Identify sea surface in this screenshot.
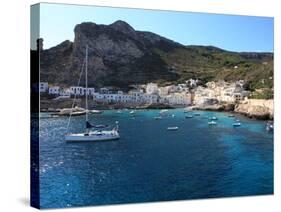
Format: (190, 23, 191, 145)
(38, 109, 273, 208)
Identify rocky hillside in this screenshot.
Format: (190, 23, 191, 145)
(40, 20, 273, 92)
(235, 99, 273, 119)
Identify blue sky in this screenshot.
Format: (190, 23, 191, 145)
(38, 3, 274, 52)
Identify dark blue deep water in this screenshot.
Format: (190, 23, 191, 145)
(39, 109, 273, 208)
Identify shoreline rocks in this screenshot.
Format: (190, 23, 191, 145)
(192, 103, 235, 112)
(234, 99, 273, 120)
(192, 99, 273, 120)
(143, 103, 175, 109)
(40, 97, 274, 120)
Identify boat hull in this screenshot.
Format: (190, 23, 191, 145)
(65, 131, 120, 142)
(167, 127, 179, 131)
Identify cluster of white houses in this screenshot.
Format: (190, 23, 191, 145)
(39, 82, 95, 96)
(193, 80, 250, 105)
(39, 82, 191, 106)
(39, 79, 249, 107)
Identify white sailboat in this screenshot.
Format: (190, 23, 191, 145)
(65, 45, 120, 142)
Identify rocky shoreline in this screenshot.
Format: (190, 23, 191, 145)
(40, 97, 273, 120)
(191, 99, 273, 120)
(234, 99, 273, 120)
(40, 98, 176, 111)
(192, 103, 235, 112)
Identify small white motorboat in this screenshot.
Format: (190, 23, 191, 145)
(233, 122, 241, 127)
(167, 126, 179, 131)
(154, 116, 162, 120)
(89, 109, 103, 114)
(185, 115, 193, 119)
(208, 121, 217, 125)
(209, 116, 218, 120)
(130, 110, 136, 114)
(59, 107, 86, 116)
(160, 109, 168, 113)
(266, 121, 274, 132)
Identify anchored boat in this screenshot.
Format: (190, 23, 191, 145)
(233, 122, 241, 127)
(208, 121, 217, 125)
(89, 109, 103, 114)
(59, 107, 86, 116)
(266, 121, 273, 132)
(65, 124, 120, 141)
(167, 126, 179, 131)
(65, 45, 120, 142)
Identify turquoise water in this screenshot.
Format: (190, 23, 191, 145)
(38, 109, 273, 208)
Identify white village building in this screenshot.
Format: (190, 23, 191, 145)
(158, 86, 170, 96)
(39, 82, 48, 93)
(146, 83, 158, 95)
(70, 86, 84, 96)
(159, 93, 191, 106)
(70, 87, 95, 96)
(194, 80, 249, 105)
(48, 86, 60, 95)
(84, 88, 95, 96)
(59, 88, 71, 97)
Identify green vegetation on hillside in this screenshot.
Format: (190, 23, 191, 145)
(40, 21, 273, 99)
(154, 46, 273, 92)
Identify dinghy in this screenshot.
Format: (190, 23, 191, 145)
(89, 109, 103, 114)
(208, 121, 217, 125)
(167, 127, 179, 131)
(233, 122, 241, 127)
(266, 121, 273, 132)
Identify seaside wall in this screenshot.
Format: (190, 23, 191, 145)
(235, 99, 274, 119)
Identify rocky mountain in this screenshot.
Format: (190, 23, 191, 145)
(39, 20, 273, 91)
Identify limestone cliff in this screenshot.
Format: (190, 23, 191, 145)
(234, 99, 273, 119)
(39, 20, 273, 90)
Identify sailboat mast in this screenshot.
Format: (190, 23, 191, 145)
(85, 45, 88, 123)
